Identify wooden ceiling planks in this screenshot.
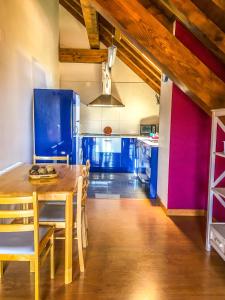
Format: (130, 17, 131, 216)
(80, 0, 100, 49)
(59, 0, 162, 93)
(90, 0, 225, 114)
(158, 0, 225, 64)
(60, 0, 85, 25)
(211, 0, 225, 10)
(137, 0, 174, 31)
(99, 25, 161, 93)
(192, 0, 225, 33)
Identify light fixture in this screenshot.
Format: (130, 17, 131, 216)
(107, 34, 117, 68)
(108, 44, 117, 68)
(87, 62, 124, 107)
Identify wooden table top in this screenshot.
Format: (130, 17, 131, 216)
(0, 164, 83, 196)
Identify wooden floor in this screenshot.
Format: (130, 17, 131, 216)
(1, 199, 225, 300)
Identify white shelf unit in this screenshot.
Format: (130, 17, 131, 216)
(206, 109, 225, 259)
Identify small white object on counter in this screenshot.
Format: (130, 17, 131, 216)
(137, 137, 159, 147)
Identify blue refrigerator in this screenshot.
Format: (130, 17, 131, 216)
(34, 89, 80, 164)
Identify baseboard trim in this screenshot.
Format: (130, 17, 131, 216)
(159, 198, 168, 214)
(158, 197, 206, 216)
(167, 209, 206, 216)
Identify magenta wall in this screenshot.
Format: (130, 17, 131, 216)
(167, 21, 225, 210)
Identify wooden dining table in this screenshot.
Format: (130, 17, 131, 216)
(0, 163, 83, 284)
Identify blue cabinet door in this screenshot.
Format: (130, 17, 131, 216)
(136, 141, 148, 181)
(148, 147, 158, 199)
(95, 137, 121, 171)
(82, 137, 122, 172)
(121, 138, 136, 173)
(82, 137, 97, 168)
(136, 141, 158, 199)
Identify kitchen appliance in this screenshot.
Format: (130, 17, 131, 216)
(140, 124, 159, 136)
(88, 62, 124, 107)
(34, 89, 80, 164)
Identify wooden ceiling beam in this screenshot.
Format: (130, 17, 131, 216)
(100, 33, 161, 94)
(90, 0, 225, 114)
(137, 0, 174, 31)
(59, 48, 107, 63)
(99, 25, 161, 90)
(100, 24, 161, 80)
(158, 0, 225, 64)
(119, 35, 161, 79)
(59, 0, 162, 93)
(80, 0, 100, 49)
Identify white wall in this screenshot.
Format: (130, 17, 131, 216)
(157, 77, 173, 207)
(0, 0, 59, 170)
(59, 5, 159, 135)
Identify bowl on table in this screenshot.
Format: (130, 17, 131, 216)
(29, 165, 58, 179)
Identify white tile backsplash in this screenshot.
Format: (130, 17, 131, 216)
(101, 107, 121, 121)
(81, 104, 102, 121)
(80, 121, 101, 134)
(119, 120, 139, 134)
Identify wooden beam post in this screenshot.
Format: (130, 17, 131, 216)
(59, 48, 108, 63)
(80, 0, 100, 49)
(90, 0, 225, 114)
(158, 0, 225, 64)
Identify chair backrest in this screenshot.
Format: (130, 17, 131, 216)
(0, 193, 39, 254)
(76, 175, 83, 224)
(86, 159, 91, 177)
(33, 154, 69, 165)
(81, 167, 88, 207)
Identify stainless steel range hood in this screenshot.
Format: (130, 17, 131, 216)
(88, 62, 125, 107)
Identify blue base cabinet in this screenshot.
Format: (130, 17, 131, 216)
(121, 138, 136, 173)
(136, 140, 158, 199)
(147, 147, 158, 199)
(82, 137, 136, 173)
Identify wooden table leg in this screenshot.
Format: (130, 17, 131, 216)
(65, 193, 73, 284)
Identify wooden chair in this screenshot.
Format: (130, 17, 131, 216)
(39, 171, 88, 273)
(86, 159, 91, 176)
(33, 154, 70, 206)
(82, 159, 90, 239)
(0, 193, 55, 300)
(33, 154, 69, 165)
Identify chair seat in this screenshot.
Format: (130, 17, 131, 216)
(39, 204, 76, 222)
(0, 226, 51, 255)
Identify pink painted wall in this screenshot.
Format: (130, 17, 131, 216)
(167, 21, 225, 210)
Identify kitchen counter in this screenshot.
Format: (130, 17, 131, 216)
(137, 137, 159, 147)
(80, 134, 159, 146)
(81, 133, 140, 138)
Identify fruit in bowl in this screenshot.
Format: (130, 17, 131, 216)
(46, 165, 55, 174)
(29, 165, 56, 176)
(38, 167, 47, 175)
